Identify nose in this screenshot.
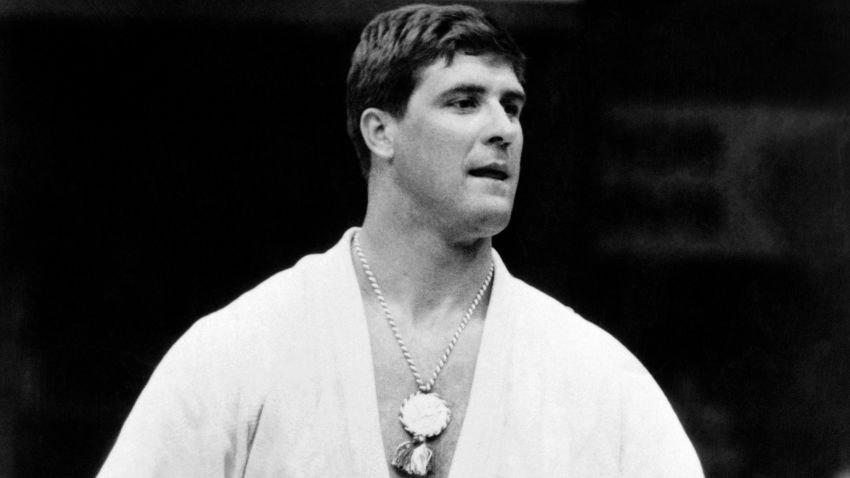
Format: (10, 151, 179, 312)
(484, 102, 521, 148)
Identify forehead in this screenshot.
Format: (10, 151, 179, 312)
(413, 53, 524, 96)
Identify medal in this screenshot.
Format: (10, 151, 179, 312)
(399, 391, 451, 438)
(390, 392, 452, 475)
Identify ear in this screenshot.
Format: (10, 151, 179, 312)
(359, 107, 396, 164)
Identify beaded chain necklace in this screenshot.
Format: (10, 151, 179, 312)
(352, 230, 494, 476)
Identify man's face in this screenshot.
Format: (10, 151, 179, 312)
(388, 53, 525, 241)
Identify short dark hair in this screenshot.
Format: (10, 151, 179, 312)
(346, 3, 526, 176)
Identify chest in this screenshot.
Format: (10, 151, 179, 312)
(365, 305, 485, 478)
(242, 307, 625, 478)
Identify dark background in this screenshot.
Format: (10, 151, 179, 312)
(1, 0, 849, 477)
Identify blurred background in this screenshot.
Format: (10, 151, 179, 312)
(1, 0, 848, 476)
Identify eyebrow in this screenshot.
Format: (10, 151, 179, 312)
(502, 89, 527, 105)
(437, 83, 527, 104)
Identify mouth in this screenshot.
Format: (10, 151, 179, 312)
(468, 164, 509, 181)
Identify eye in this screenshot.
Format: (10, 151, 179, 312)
(502, 101, 523, 119)
(447, 96, 480, 111)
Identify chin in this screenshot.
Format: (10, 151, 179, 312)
(463, 207, 513, 240)
(438, 196, 515, 243)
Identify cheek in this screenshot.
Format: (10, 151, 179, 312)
(411, 122, 472, 167)
(436, 124, 482, 167)
(510, 130, 524, 161)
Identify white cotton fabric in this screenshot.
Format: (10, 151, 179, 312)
(97, 228, 704, 478)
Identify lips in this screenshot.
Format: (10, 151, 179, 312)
(468, 164, 509, 181)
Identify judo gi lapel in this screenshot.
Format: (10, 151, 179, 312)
(315, 228, 390, 478)
(445, 250, 513, 478)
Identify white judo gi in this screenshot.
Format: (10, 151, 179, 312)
(98, 228, 704, 478)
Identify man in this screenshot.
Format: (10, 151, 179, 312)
(98, 4, 704, 477)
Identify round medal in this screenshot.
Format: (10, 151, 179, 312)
(398, 392, 451, 438)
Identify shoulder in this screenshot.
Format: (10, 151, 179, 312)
(219, 249, 330, 326)
(195, 231, 353, 340)
(171, 231, 355, 375)
(500, 273, 638, 371)
(185, 252, 319, 343)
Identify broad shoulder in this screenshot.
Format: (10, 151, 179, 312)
(500, 274, 645, 374)
(148, 245, 350, 408)
(186, 248, 339, 352)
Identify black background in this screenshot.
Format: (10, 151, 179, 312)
(1, 1, 849, 477)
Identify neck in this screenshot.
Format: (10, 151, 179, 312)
(355, 206, 494, 328)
